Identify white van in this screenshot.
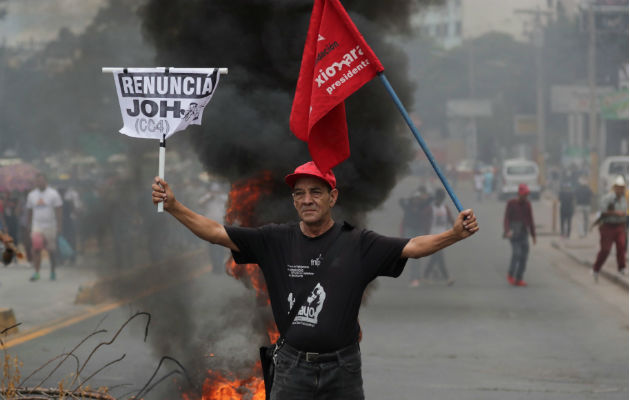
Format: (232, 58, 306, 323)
(499, 158, 541, 200)
(599, 156, 628, 194)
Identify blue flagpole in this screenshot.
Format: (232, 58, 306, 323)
(377, 72, 464, 212)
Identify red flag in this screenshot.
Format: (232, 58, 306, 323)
(290, 0, 384, 172)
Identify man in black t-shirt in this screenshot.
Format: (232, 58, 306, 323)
(151, 161, 479, 400)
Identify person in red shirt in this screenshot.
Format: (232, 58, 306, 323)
(503, 183, 536, 286)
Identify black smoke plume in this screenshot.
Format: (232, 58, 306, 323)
(141, 0, 422, 225)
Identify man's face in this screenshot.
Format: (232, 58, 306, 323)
(292, 176, 338, 225)
(35, 175, 47, 190)
(613, 185, 625, 197)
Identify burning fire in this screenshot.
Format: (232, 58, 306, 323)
(225, 259, 269, 305)
(185, 365, 266, 400)
(187, 172, 278, 400)
(224, 171, 274, 306)
(225, 171, 273, 227)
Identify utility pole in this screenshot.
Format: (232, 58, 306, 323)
(587, 2, 599, 195)
(468, 42, 476, 98)
(516, 6, 553, 187)
(534, 25, 546, 187)
(467, 42, 477, 165)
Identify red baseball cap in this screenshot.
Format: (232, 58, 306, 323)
(518, 183, 530, 196)
(285, 161, 336, 189)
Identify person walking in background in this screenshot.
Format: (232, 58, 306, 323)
(567, 163, 581, 187)
(473, 169, 484, 202)
(446, 164, 458, 190)
(1, 192, 20, 264)
(574, 177, 593, 238)
(483, 168, 494, 199)
(198, 181, 229, 274)
(503, 183, 536, 287)
(423, 188, 455, 285)
(17, 191, 31, 262)
(591, 175, 627, 282)
(547, 166, 561, 196)
(2, 192, 19, 249)
(558, 182, 575, 239)
(399, 186, 432, 287)
(59, 183, 82, 265)
(0, 193, 7, 235)
(26, 173, 62, 281)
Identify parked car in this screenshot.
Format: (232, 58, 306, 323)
(455, 159, 490, 181)
(499, 158, 541, 200)
(599, 155, 628, 194)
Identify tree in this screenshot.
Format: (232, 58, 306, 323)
(405, 32, 535, 162)
(404, 4, 628, 165)
(0, 0, 154, 160)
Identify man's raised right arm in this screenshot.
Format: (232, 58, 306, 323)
(151, 177, 239, 252)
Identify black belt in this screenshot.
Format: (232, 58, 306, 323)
(279, 342, 359, 363)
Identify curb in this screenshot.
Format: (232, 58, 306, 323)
(550, 240, 629, 289)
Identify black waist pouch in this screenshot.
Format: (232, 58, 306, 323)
(259, 345, 275, 400)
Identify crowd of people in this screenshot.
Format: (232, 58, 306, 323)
(473, 167, 496, 202)
(591, 175, 628, 281)
(0, 166, 231, 282)
(547, 165, 627, 281)
(399, 160, 628, 288)
(1, 174, 68, 279)
(2, 156, 626, 290)
(399, 186, 457, 287)
(551, 165, 595, 239)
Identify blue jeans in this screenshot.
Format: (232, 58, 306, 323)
(508, 238, 529, 281)
(270, 343, 364, 400)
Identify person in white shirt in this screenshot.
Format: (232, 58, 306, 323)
(473, 170, 484, 202)
(26, 173, 62, 281)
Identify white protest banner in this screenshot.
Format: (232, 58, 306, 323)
(108, 67, 223, 139)
(103, 67, 227, 213)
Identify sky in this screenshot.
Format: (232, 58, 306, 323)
(0, 0, 105, 46)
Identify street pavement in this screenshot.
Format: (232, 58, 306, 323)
(0, 246, 209, 344)
(538, 188, 628, 289)
(547, 213, 629, 289)
(0, 254, 99, 338)
(362, 177, 628, 399)
(0, 178, 627, 399)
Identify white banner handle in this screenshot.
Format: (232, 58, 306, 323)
(157, 136, 166, 213)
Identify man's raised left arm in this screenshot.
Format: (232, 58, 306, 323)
(401, 209, 479, 259)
